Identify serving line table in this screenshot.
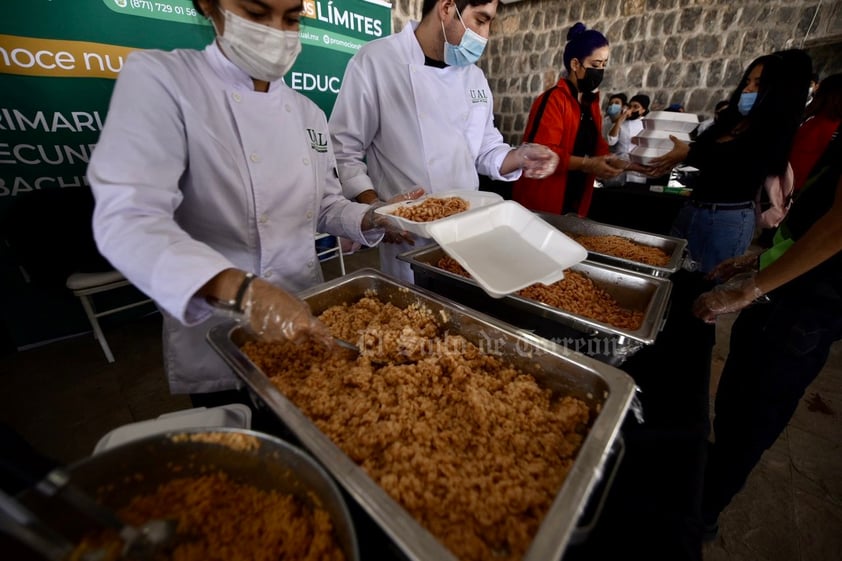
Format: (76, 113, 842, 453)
(398, 206, 711, 560)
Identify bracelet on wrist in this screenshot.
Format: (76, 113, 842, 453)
(209, 272, 256, 315)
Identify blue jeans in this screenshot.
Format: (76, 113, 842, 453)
(671, 203, 755, 274)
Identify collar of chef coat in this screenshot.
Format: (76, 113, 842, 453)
(203, 40, 288, 93)
(402, 21, 429, 66)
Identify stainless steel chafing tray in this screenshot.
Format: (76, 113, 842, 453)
(399, 244, 673, 364)
(207, 269, 635, 561)
(538, 213, 688, 277)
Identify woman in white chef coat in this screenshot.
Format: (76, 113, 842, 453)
(329, 0, 559, 282)
(87, 0, 407, 407)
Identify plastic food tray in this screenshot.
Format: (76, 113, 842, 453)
(631, 129, 691, 149)
(629, 145, 670, 165)
(641, 110, 700, 133)
(426, 200, 588, 298)
(373, 189, 503, 237)
(207, 269, 636, 561)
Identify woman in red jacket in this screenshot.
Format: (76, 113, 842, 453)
(513, 22, 629, 216)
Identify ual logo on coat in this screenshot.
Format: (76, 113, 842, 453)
(306, 128, 328, 153)
(470, 89, 488, 104)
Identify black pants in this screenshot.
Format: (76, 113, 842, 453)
(702, 278, 842, 522)
(565, 271, 715, 561)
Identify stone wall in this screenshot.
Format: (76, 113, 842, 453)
(391, 0, 841, 145)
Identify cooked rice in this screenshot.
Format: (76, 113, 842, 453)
(242, 297, 591, 561)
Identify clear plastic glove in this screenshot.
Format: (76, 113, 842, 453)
(606, 155, 652, 176)
(240, 277, 334, 346)
(513, 143, 560, 179)
(692, 273, 765, 323)
(362, 187, 425, 244)
(707, 253, 759, 283)
(582, 154, 625, 179)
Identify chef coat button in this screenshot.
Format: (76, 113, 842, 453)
(307, 261, 314, 267)
(302, 157, 310, 165)
(285, 104, 292, 112)
(263, 270, 273, 278)
(232, 92, 242, 102)
(250, 153, 260, 163)
(306, 211, 313, 219)
(258, 214, 268, 224)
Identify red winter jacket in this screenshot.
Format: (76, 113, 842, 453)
(513, 79, 609, 216)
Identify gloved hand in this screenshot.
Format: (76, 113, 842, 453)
(362, 187, 426, 244)
(582, 154, 625, 179)
(692, 273, 765, 324)
(513, 143, 560, 179)
(240, 277, 334, 347)
(707, 253, 759, 283)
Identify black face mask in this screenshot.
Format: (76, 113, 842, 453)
(628, 111, 641, 120)
(576, 67, 604, 93)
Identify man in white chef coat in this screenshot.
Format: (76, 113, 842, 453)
(330, 0, 557, 282)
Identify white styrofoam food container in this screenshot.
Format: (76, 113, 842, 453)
(631, 129, 691, 149)
(92, 404, 252, 454)
(426, 201, 588, 298)
(641, 110, 700, 133)
(374, 190, 503, 238)
(629, 145, 671, 165)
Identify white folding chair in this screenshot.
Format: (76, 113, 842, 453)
(66, 270, 154, 363)
(314, 233, 346, 276)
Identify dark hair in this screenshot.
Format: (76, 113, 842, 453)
(191, 0, 206, 16)
(714, 100, 730, 112)
(562, 22, 609, 73)
(422, 0, 495, 17)
(608, 93, 628, 105)
(707, 49, 812, 177)
(811, 72, 820, 84)
(806, 73, 842, 121)
(630, 94, 651, 111)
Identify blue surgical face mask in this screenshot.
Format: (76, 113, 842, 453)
(738, 92, 758, 116)
(607, 104, 622, 118)
(442, 6, 487, 66)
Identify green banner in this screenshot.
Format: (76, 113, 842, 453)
(0, 0, 391, 347)
(0, 0, 392, 210)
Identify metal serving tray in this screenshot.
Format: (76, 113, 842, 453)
(538, 213, 687, 277)
(207, 269, 636, 561)
(399, 245, 673, 364)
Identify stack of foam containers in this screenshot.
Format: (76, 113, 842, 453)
(629, 111, 700, 165)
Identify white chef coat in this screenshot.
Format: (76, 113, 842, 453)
(329, 22, 520, 282)
(605, 117, 645, 184)
(88, 42, 378, 394)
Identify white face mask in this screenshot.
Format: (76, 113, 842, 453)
(213, 9, 301, 82)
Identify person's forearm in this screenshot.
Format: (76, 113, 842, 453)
(756, 191, 842, 294)
(197, 268, 251, 304)
(355, 189, 380, 204)
(500, 148, 523, 175)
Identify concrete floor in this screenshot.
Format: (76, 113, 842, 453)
(2, 246, 840, 560)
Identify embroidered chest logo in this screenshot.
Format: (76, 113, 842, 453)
(469, 89, 488, 104)
(306, 128, 328, 153)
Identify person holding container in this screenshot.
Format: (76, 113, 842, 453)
(649, 49, 812, 273)
(88, 0, 418, 410)
(330, 0, 559, 283)
(693, 125, 842, 540)
(512, 22, 638, 217)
